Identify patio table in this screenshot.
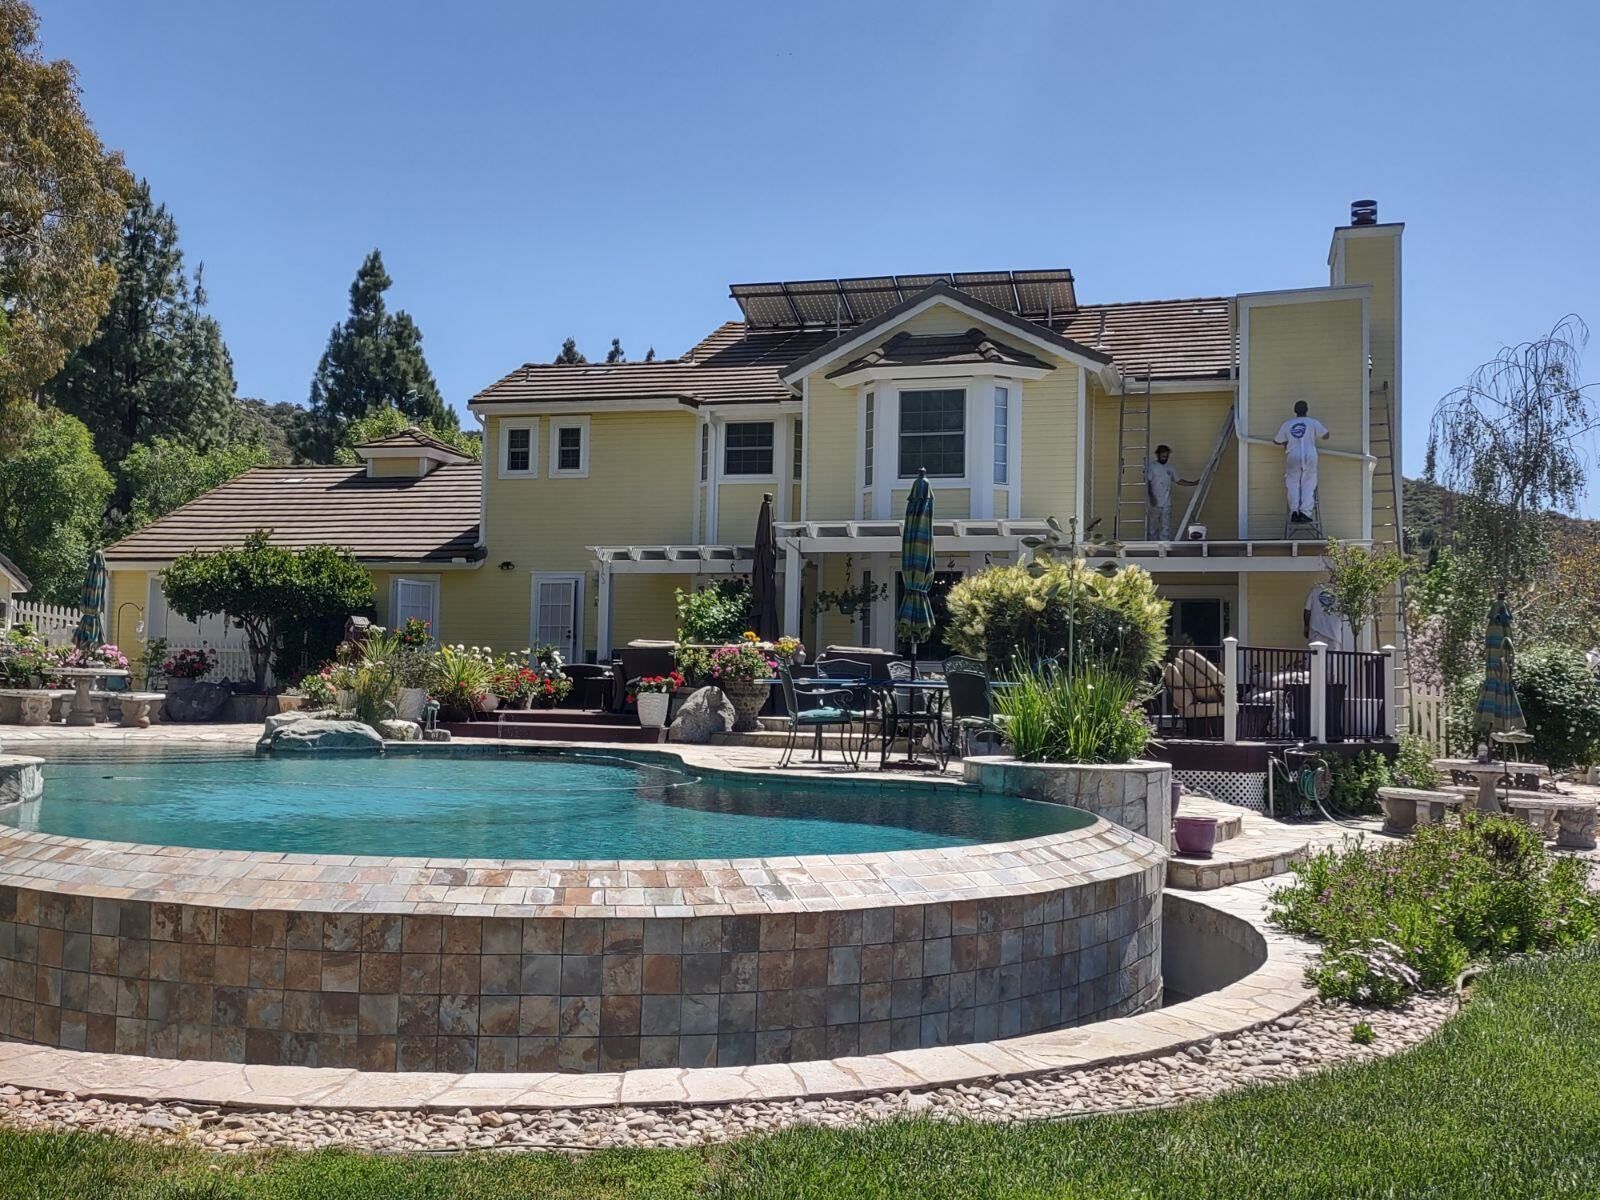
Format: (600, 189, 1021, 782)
(1432, 758, 1551, 815)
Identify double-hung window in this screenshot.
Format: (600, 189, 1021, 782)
(792, 419, 804, 479)
(723, 421, 774, 477)
(993, 386, 1010, 485)
(699, 423, 710, 482)
(864, 392, 875, 485)
(550, 418, 588, 477)
(898, 389, 965, 478)
(501, 422, 536, 476)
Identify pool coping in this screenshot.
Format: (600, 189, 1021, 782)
(0, 885, 1312, 1111)
(0, 737, 1153, 920)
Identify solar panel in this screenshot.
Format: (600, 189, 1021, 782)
(729, 270, 1075, 329)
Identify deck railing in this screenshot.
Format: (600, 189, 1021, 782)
(1155, 638, 1394, 744)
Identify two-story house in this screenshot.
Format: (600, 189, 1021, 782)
(103, 202, 1404, 682)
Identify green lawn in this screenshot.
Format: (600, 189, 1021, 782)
(4, 950, 1600, 1199)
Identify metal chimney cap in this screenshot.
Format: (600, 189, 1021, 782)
(1350, 199, 1378, 226)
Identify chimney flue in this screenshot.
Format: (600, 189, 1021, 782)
(1351, 199, 1378, 226)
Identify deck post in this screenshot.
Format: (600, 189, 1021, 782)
(1222, 636, 1239, 744)
(1381, 643, 1398, 739)
(595, 560, 613, 663)
(783, 540, 802, 638)
(1309, 640, 1328, 743)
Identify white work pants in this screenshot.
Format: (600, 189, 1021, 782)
(1147, 502, 1173, 540)
(1285, 457, 1318, 515)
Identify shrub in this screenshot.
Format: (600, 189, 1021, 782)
(432, 644, 491, 720)
(707, 642, 775, 684)
(0, 627, 49, 686)
(989, 661, 1153, 764)
(1515, 643, 1600, 770)
(1269, 816, 1599, 1004)
(1328, 750, 1392, 816)
(162, 646, 217, 680)
(675, 580, 752, 644)
(945, 561, 1167, 679)
(1392, 734, 1443, 789)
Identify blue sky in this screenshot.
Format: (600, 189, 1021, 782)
(36, 0, 1600, 508)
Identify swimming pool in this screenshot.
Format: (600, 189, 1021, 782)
(0, 749, 1087, 860)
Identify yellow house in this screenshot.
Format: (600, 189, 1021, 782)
(104, 202, 1405, 682)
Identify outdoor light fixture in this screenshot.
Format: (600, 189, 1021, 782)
(499, 561, 515, 571)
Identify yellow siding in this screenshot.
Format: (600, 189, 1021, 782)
(1245, 298, 1365, 540)
(476, 411, 698, 656)
(367, 457, 423, 478)
(368, 570, 480, 646)
(1018, 363, 1079, 522)
(715, 483, 770, 544)
(1086, 385, 1237, 538)
(1245, 572, 1323, 648)
(804, 374, 857, 519)
(891, 487, 970, 519)
(107, 570, 148, 659)
(815, 553, 857, 648)
(612, 575, 689, 647)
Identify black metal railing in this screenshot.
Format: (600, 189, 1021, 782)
(1153, 643, 1387, 743)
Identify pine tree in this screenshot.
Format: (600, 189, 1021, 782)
(605, 338, 625, 364)
(644, 347, 656, 363)
(45, 179, 236, 506)
(554, 337, 586, 365)
(295, 250, 454, 461)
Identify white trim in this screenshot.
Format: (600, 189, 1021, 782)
(720, 417, 779, 483)
(706, 401, 803, 419)
(799, 377, 811, 521)
(1074, 368, 1087, 524)
(474, 410, 488, 548)
(470, 398, 686, 417)
(894, 383, 971, 485)
(1235, 284, 1372, 309)
(498, 419, 538, 478)
(826, 363, 1052, 387)
(779, 291, 1112, 384)
(548, 415, 591, 478)
(529, 570, 586, 661)
(104, 557, 483, 572)
(1361, 294, 1372, 540)
(388, 574, 441, 637)
(1237, 305, 1250, 538)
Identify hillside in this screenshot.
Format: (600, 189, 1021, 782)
(1402, 478, 1600, 552)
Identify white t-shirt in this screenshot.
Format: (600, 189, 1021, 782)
(1275, 415, 1328, 463)
(1145, 461, 1178, 506)
(1305, 583, 1353, 650)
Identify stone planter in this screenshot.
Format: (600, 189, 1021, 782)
(394, 687, 427, 722)
(166, 677, 232, 722)
(964, 757, 1173, 846)
(272, 694, 306, 715)
(224, 694, 271, 724)
(720, 680, 769, 733)
(0, 754, 44, 804)
(636, 691, 671, 728)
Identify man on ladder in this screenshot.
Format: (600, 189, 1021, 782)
(1274, 400, 1330, 524)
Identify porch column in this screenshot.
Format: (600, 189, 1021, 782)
(596, 561, 614, 663)
(1222, 636, 1239, 744)
(782, 541, 802, 638)
(1381, 644, 1398, 739)
(1308, 641, 1328, 743)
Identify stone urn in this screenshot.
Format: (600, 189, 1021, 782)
(720, 681, 770, 733)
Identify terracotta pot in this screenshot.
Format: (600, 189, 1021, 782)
(1173, 815, 1219, 857)
(636, 691, 671, 729)
(720, 681, 770, 733)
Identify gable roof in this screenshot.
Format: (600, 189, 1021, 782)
(0, 551, 31, 594)
(103, 466, 483, 565)
(827, 328, 1053, 379)
(780, 283, 1112, 384)
(354, 427, 476, 461)
(1059, 297, 1234, 382)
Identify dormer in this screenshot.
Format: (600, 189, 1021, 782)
(353, 427, 475, 478)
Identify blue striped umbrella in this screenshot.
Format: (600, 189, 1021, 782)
(71, 550, 106, 651)
(897, 469, 936, 663)
(1473, 595, 1527, 740)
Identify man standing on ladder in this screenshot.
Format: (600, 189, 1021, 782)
(1274, 400, 1330, 524)
(1144, 445, 1196, 540)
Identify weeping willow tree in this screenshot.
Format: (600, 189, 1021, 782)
(1426, 315, 1597, 593)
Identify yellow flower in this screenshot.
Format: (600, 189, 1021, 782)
(742, 631, 758, 642)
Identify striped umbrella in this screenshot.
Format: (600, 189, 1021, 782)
(897, 469, 936, 667)
(1473, 594, 1528, 741)
(71, 550, 107, 651)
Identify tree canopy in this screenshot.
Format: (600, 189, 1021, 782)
(0, 0, 130, 419)
(605, 338, 625, 364)
(119, 437, 270, 532)
(45, 179, 237, 496)
(554, 337, 586, 365)
(0, 408, 112, 602)
(160, 531, 373, 690)
(294, 251, 454, 461)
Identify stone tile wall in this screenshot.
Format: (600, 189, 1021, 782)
(965, 759, 1173, 846)
(0, 867, 1163, 1073)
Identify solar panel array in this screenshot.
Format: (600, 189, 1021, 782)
(729, 270, 1076, 330)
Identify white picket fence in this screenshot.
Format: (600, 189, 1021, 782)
(11, 599, 81, 646)
(159, 641, 259, 686)
(1408, 683, 1449, 754)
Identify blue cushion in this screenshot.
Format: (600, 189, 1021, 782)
(796, 708, 850, 723)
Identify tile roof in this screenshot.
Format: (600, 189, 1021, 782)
(355, 427, 476, 460)
(1057, 297, 1235, 382)
(0, 551, 31, 593)
(827, 328, 1053, 378)
(103, 466, 483, 565)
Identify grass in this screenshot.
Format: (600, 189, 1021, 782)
(5, 950, 1600, 1198)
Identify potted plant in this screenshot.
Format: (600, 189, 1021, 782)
(528, 668, 572, 710)
(392, 618, 435, 720)
(631, 671, 683, 728)
(1173, 814, 1219, 857)
(162, 645, 218, 702)
(709, 636, 777, 732)
(433, 645, 491, 721)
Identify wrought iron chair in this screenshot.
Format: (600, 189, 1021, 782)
(776, 667, 858, 768)
(882, 660, 947, 769)
(814, 657, 885, 764)
(941, 655, 988, 679)
(945, 668, 1003, 759)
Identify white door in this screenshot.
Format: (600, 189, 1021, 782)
(390, 577, 440, 639)
(530, 573, 584, 663)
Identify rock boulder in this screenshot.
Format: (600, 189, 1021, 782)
(163, 679, 232, 723)
(377, 719, 421, 742)
(668, 686, 736, 744)
(264, 718, 384, 755)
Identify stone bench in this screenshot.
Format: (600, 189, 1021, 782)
(95, 690, 166, 728)
(1503, 796, 1598, 850)
(0, 689, 71, 726)
(1377, 787, 1466, 835)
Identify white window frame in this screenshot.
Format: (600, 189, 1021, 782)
(896, 386, 969, 483)
(498, 420, 538, 478)
(864, 391, 875, 486)
(388, 575, 441, 638)
(721, 419, 777, 481)
(993, 385, 1010, 485)
(549, 416, 590, 478)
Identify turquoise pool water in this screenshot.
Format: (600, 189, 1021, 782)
(0, 751, 1086, 860)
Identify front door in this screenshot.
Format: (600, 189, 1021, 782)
(530, 573, 584, 663)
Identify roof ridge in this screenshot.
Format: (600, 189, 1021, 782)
(1073, 295, 1233, 310)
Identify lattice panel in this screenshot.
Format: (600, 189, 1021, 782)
(1175, 769, 1267, 813)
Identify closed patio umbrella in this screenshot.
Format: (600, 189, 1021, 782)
(897, 469, 936, 670)
(71, 550, 106, 651)
(750, 492, 780, 642)
(1474, 593, 1531, 745)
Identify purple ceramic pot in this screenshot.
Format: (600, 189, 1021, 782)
(1173, 814, 1219, 858)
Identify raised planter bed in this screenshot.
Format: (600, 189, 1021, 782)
(964, 757, 1173, 846)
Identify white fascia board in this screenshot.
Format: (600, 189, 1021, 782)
(1235, 284, 1372, 309)
(825, 363, 1053, 388)
(468, 398, 691, 417)
(702, 401, 802, 419)
(780, 293, 1110, 384)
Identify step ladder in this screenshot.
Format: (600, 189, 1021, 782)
(1370, 381, 1412, 720)
(1283, 495, 1325, 539)
(1113, 367, 1153, 541)
(1173, 405, 1236, 541)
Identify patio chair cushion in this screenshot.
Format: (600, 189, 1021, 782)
(1162, 656, 1225, 720)
(795, 708, 851, 723)
(1174, 649, 1225, 704)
